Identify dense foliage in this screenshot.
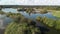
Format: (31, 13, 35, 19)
(5, 22, 41, 34)
(4, 10, 60, 34)
(36, 16, 60, 34)
(4, 13, 41, 34)
(36, 16, 60, 30)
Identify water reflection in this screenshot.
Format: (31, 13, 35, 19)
(20, 12, 56, 19)
(2, 8, 18, 13)
(0, 15, 13, 29)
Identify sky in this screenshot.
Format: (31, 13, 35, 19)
(0, 0, 60, 5)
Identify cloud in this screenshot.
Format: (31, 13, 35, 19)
(0, 0, 60, 5)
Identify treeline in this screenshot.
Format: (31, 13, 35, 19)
(36, 6, 60, 10)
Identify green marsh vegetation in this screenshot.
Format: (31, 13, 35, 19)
(36, 16, 60, 34)
(4, 12, 60, 34)
(5, 15, 60, 34)
(0, 7, 60, 34)
(4, 12, 41, 34)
